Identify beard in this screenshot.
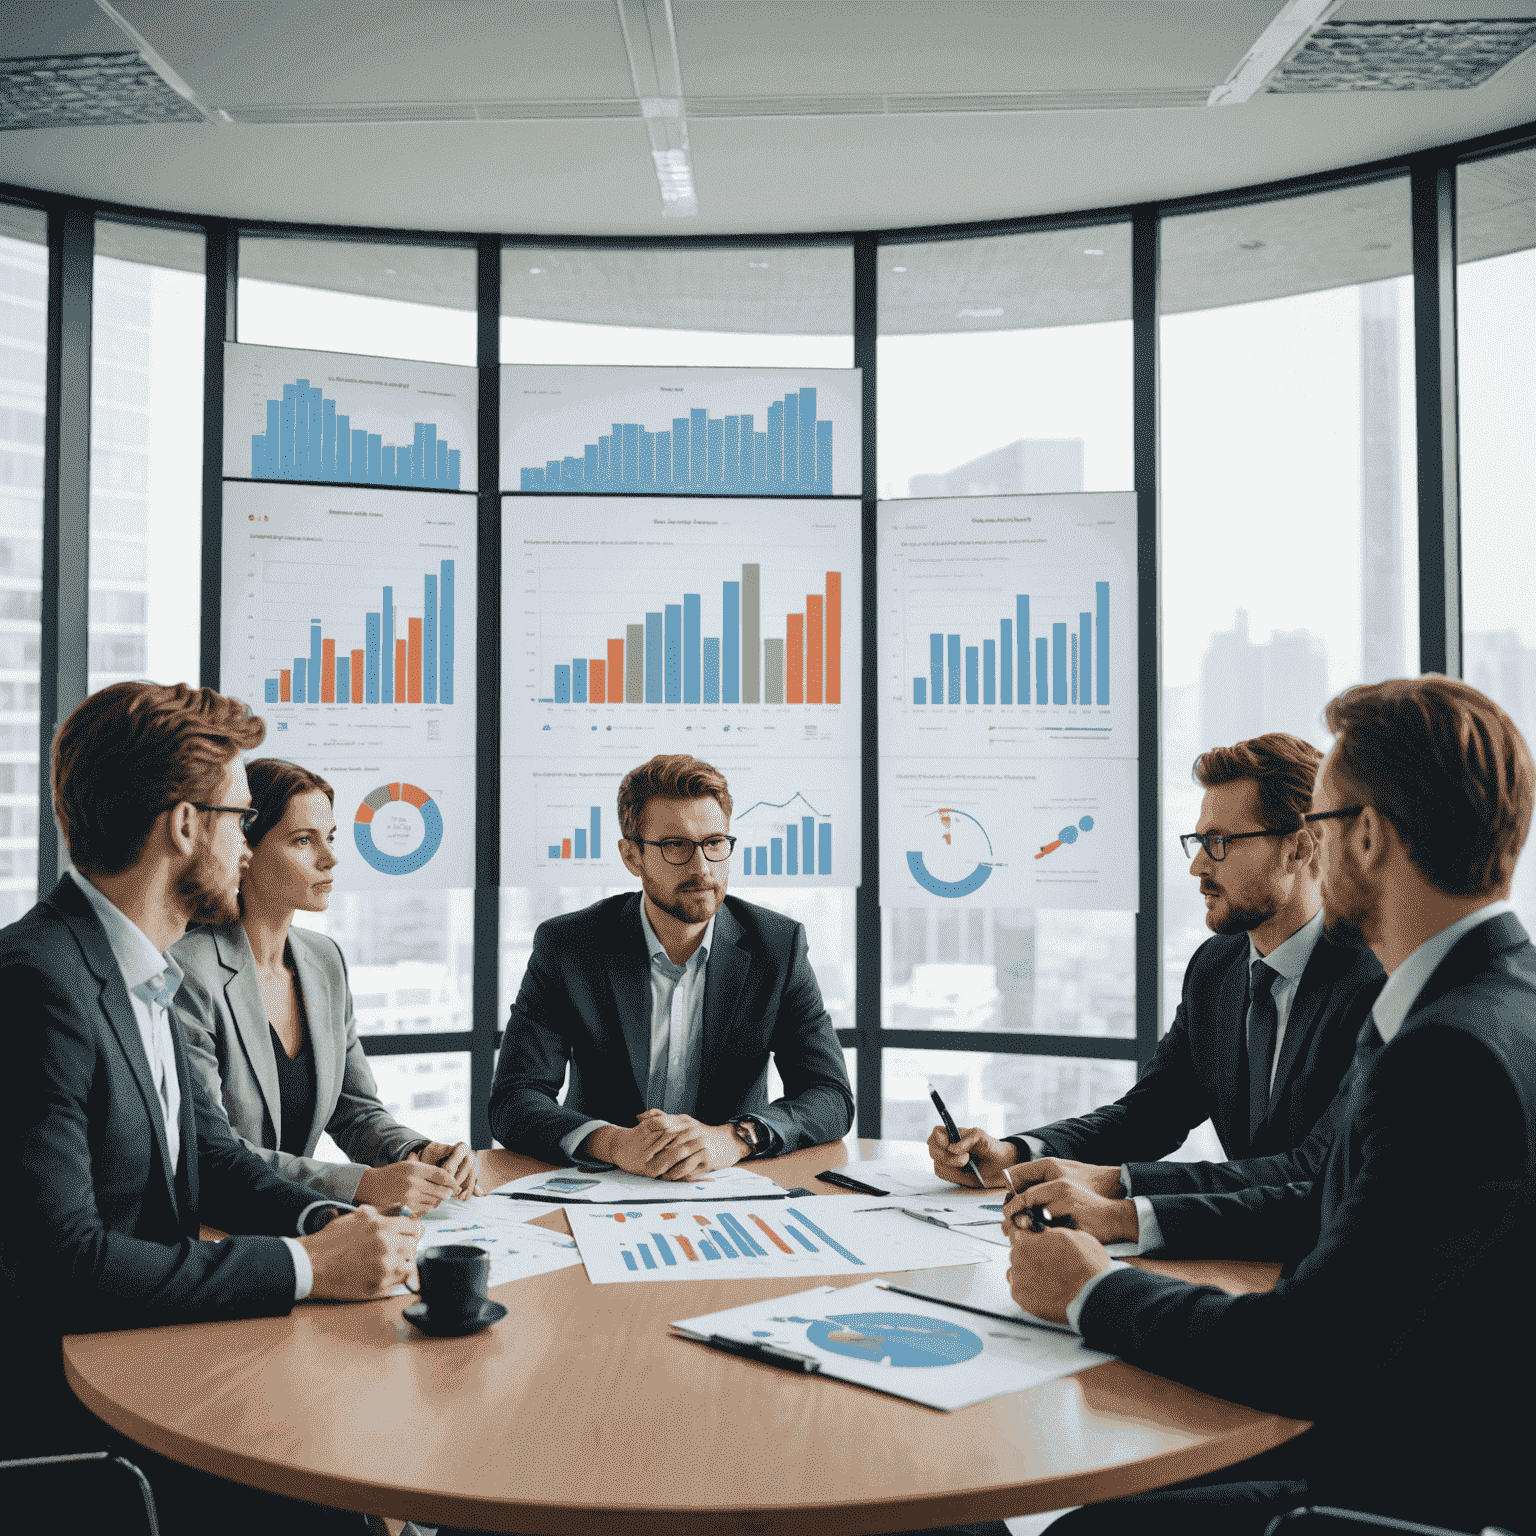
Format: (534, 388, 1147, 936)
(178, 842, 240, 927)
(1208, 899, 1278, 936)
(651, 878, 724, 926)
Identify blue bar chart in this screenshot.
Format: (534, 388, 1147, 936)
(547, 806, 601, 861)
(733, 789, 835, 880)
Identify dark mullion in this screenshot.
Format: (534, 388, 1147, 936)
(853, 231, 882, 1139)
(200, 221, 237, 689)
(1411, 160, 1463, 679)
(878, 1030, 1140, 1061)
(359, 1031, 475, 1057)
(470, 235, 503, 1150)
(38, 203, 93, 892)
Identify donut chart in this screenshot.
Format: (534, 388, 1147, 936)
(354, 782, 444, 875)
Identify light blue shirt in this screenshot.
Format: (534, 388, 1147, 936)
(560, 903, 717, 1163)
(68, 870, 324, 1300)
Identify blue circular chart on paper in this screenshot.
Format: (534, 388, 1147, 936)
(353, 782, 444, 875)
(906, 806, 996, 899)
(807, 1312, 984, 1368)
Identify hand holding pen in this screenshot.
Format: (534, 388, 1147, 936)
(1001, 1163, 1078, 1232)
(927, 1083, 989, 1189)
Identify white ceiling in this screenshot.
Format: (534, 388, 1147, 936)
(1, 0, 1533, 237)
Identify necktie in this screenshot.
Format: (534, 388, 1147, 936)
(1247, 959, 1281, 1141)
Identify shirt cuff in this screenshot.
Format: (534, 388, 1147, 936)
(1064, 1260, 1133, 1335)
(560, 1120, 615, 1167)
(1019, 1135, 1048, 1160)
(1133, 1195, 1165, 1254)
(395, 1139, 431, 1162)
(283, 1236, 313, 1301)
(1120, 1163, 1133, 1196)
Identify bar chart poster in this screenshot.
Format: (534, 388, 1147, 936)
(225, 342, 477, 492)
(879, 758, 1137, 911)
(877, 493, 1137, 763)
(500, 366, 861, 496)
(222, 481, 475, 889)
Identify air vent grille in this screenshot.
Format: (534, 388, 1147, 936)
(0, 51, 202, 130)
(1270, 19, 1536, 92)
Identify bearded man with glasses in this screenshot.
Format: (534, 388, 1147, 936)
(490, 753, 852, 1177)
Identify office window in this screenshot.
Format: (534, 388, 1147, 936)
(323, 1052, 472, 1150)
(1458, 144, 1536, 931)
(90, 222, 204, 696)
(501, 245, 853, 366)
(0, 204, 45, 925)
(239, 237, 476, 366)
(1160, 177, 1419, 1025)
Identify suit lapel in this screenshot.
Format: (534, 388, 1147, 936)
(216, 923, 283, 1144)
(699, 903, 751, 1101)
(1261, 939, 1336, 1130)
(290, 934, 337, 1153)
(614, 894, 655, 1100)
(1403, 912, 1531, 1026)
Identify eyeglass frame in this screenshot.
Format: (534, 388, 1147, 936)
(1179, 827, 1292, 862)
(158, 802, 260, 836)
(625, 834, 738, 865)
(1302, 805, 1365, 827)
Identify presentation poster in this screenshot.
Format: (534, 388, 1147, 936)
(224, 342, 478, 492)
(221, 481, 476, 890)
(500, 365, 862, 497)
(500, 496, 860, 887)
(879, 757, 1137, 912)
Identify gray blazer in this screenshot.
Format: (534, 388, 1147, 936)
(170, 922, 428, 1202)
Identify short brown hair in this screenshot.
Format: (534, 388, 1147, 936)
(52, 681, 265, 874)
(1194, 732, 1324, 833)
(617, 754, 733, 841)
(1324, 675, 1533, 897)
(245, 759, 333, 849)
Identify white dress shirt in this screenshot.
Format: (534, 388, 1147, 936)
(560, 904, 718, 1162)
(69, 870, 322, 1300)
(1065, 900, 1515, 1330)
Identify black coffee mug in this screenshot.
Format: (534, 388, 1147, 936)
(407, 1244, 489, 1320)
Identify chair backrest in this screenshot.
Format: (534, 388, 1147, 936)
(1266, 1507, 1520, 1536)
(0, 1450, 160, 1536)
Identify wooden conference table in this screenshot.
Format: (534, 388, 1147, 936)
(63, 1139, 1307, 1535)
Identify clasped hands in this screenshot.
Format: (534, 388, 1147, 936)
(353, 1140, 482, 1212)
(587, 1110, 748, 1181)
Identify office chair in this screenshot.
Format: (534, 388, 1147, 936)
(0, 1449, 160, 1535)
(1266, 1508, 1521, 1536)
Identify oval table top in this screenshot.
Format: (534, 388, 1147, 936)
(63, 1139, 1307, 1535)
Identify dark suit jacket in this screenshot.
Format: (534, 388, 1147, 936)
(1013, 926, 1384, 1195)
(4, 878, 322, 1454)
(489, 893, 853, 1164)
(1077, 911, 1536, 1528)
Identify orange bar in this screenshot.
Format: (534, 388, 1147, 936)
(407, 617, 423, 703)
(607, 637, 624, 701)
(394, 639, 407, 701)
(589, 659, 606, 702)
(350, 649, 364, 702)
(279, 668, 291, 703)
(824, 572, 841, 704)
(320, 638, 336, 703)
(561, 837, 572, 859)
(786, 614, 804, 704)
(749, 1214, 796, 1255)
(806, 594, 824, 703)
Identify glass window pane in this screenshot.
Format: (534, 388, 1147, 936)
(239, 237, 476, 366)
(881, 1048, 1135, 1144)
(356, 1052, 470, 1147)
(501, 246, 852, 367)
(877, 223, 1132, 499)
(1160, 178, 1418, 1026)
(0, 204, 46, 927)
(882, 908, 1133, 1037)
(1458, 144, 1536, 932)
(91, 221, 204, 696)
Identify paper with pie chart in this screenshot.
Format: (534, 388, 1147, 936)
(672, 1280, 1114, 1410)
(880, 757, 1136, 911)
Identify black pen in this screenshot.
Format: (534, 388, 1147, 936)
(1002, 1166, 1075, 1232)
(928, 1082, 987, 1189)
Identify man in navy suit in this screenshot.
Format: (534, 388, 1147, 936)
(491, 754, 852, 1175)
(930, 734, 1383, 1220)
(1007, 676, 1536, 1533)
(4, 681, 422, 1535)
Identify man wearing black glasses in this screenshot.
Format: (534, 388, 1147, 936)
(930, 733, 1383, 1236)
(490, 753, 853, 1176)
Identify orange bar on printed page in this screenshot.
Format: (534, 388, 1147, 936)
(786, 614, 804, 704)
(321, 639, 336, 703)
(824, 572, 841, 703)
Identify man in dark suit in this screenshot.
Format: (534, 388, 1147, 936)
(5, 682, 421, 1536)
(929, 734, 1383, 1218)
(490, 754, 853, 1175)
(1006, 675, 1536, 1533)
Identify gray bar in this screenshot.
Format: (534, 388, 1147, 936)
(625, 623, 645, 702)
(741, 562, 761, 703)
(763, 638, 784, 703)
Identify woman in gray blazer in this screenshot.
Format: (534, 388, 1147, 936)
(172, 758, 481, 1208)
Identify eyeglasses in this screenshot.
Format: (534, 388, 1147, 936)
(1302, 805, 1365, 827)
(159, 802, 260, 835)
(628, 834, 738, 865)
(1179, 828, 1290, 862)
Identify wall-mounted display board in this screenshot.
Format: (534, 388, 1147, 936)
(225, 342, 478, 491)
(876, 494, 1137, 911)
(500, 366, 862, 496)
(222, 481, 476, 890)
(500, 496, 860, 887)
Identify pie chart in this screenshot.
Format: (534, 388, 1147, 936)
(807, 1311, 983, 1368)
(906, 806, 995, 898)
(354, 782, 443, 874)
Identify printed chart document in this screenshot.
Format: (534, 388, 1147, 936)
(490, 1166, 787, 1205)
(671, 1279, 1115, 1410)
(408, 1197, 582, 1289)
(849, 1195, 1014, 1248)
(566, 1196, 993, 1284)
(830, 1155, 981, 1197)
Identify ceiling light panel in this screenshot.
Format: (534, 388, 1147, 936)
(1269, 19, 1536, 92)
(0, 51, 203, 129)
(1209, 0, 1341, 106)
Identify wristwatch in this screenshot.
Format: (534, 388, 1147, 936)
(731, 1116, 765, 1157)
